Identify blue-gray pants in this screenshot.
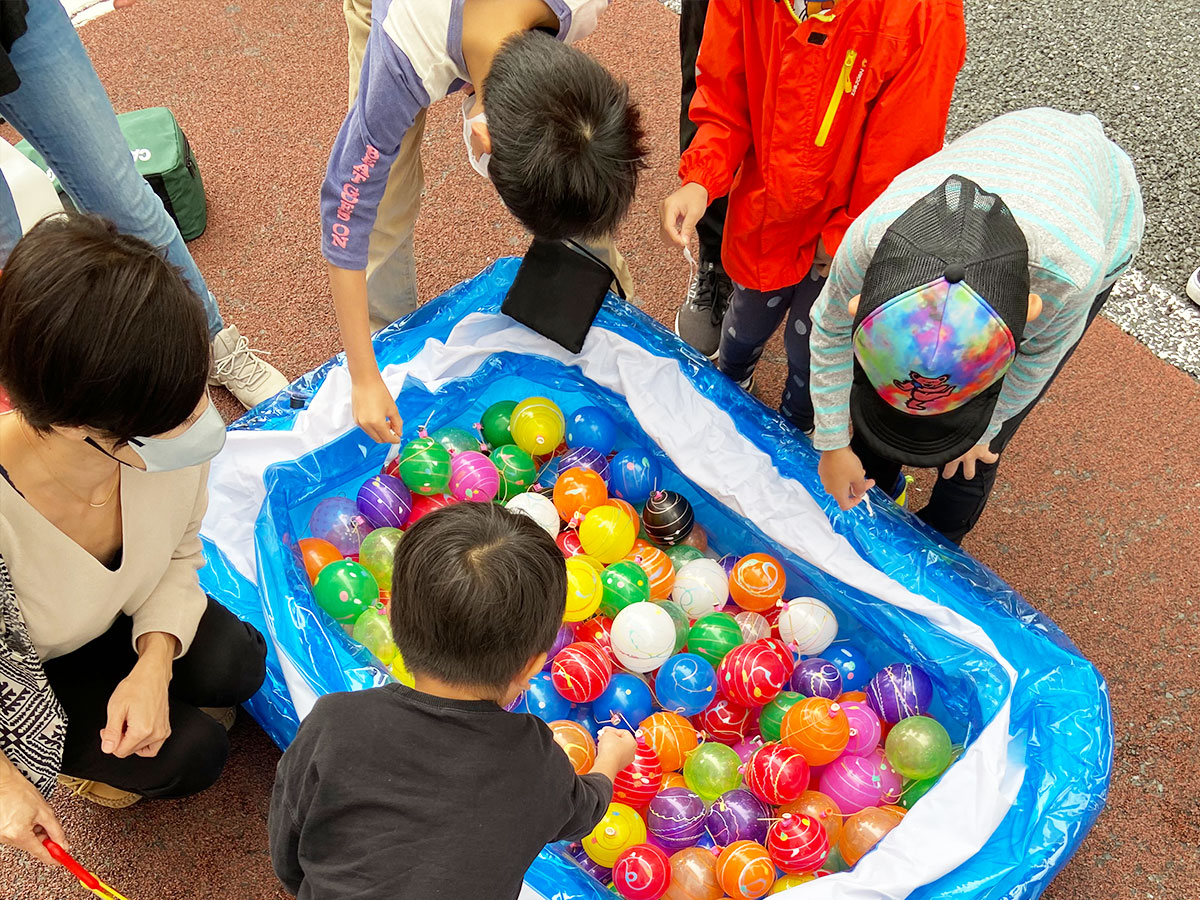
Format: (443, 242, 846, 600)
(718, 269, 827, 431)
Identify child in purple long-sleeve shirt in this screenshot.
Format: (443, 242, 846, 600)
(323, 0, 646, 445)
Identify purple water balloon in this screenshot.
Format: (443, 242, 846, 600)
(717, 554, 740, 604)
(841, 700, 882, 755)
(790, 657, 842, 699)
(568, 842, 612, 881)
(704, 788, 769, 845)
(356, 474, 413, 529)
(647, 787, 708, 851)
(559, 446, 611, 483)
(309, 496, 375, 556)
(542, 624, 576, 671)
(865, 663, 935, 722)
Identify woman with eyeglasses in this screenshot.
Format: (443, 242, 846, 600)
(0, 212, 266, 865)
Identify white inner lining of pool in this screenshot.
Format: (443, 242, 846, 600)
(203, 310, 1026, 899)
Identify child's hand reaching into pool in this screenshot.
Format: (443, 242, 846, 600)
(591, 728, 638, 782)
(819, 445, 876, 510)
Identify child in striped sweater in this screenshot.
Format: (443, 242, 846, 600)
(809, 108, 1143, 542)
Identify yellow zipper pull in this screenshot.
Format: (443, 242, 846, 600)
(816, 49, 857, 147)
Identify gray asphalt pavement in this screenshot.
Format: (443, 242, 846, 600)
(947, 0, 1200, 375)
(949, 0, 1199, 294)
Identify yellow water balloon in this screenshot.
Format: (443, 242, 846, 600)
(578, 505, 637, 564)
(564, 556, 604, 622)
(510, 397, 565, 456)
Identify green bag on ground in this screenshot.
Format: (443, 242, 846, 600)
(15, 107, 207, 240)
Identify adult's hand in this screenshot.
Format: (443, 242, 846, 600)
(101, 632, 175, 759)
(818, 445, 875, 510)
(351, 373, 404, 444)
(659, 182, 709, 250)
(0, 755, 67, 865)
(941, 443, 1000, 480)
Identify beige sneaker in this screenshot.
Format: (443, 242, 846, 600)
(57, 775, 141, 809)
(200, 706, 237, 731)
(210, 324, 289, 409)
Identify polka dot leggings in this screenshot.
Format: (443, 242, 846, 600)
(717, 268, 827, 432)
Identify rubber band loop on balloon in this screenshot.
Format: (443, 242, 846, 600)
(680, 245, 700, 323)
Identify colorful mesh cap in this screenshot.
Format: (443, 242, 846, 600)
(850, 176, 1030, 466)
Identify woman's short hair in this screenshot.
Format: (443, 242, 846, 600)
(0, 212, 210, 443)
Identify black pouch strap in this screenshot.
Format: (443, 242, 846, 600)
(564, 238, 626, 300)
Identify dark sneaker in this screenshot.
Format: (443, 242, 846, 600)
(675, 261, 734, 359)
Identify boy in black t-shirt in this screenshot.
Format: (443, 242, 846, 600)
(269, 502, 636, 900)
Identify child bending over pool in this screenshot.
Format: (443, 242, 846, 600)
(269, 501, 636, 899)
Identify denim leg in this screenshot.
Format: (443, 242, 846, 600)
(0, 177, 24, 265)
(0, 0, 223, 336)
(718, 282, 798, 383)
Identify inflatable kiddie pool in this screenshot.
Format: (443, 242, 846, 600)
(199, 259, 1112, 900)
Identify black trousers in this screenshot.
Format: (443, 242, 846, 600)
(680, 0, 728, 270)
(855, 287, 1114, 544)
(42, 597, 267, 798)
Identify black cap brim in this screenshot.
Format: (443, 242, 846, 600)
(849, 359, 1002, 467)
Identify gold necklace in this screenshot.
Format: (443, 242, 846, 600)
(18, 420, 120, 509)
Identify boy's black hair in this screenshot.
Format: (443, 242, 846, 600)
(484, 30, 647, 242)
(389, 501, 567, 692)
(0, 212, 210, 444)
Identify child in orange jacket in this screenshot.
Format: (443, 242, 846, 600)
(661, 0, 966, 432)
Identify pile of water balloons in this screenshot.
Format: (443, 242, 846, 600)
(295, 396, 646, 683)
(296, 396, 962, 898)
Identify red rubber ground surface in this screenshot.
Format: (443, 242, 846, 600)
(1, 1, 1197, 898)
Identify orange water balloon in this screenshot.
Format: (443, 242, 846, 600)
(607, 497, 639, 523)
(781, 698, 850, 766)
(715, 841, 776, 899)
(627, 540, 677, 601)
(549, 719, 597, 774)
(298, 538, 342, 584)
(640, 711, 700, 771)
(661, 771, 688, 790)
(665, 847, 723, 900)
(779, 790, 844, 847)
(728, 553, 786, 612)
(839, 806, 904, 866)
(554, 467, 609, 523)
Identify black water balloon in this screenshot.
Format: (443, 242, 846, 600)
(641, 490, 695, 546)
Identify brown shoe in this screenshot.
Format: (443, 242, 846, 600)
(200, 706, 237, 731)
(57, 775, 142, 809)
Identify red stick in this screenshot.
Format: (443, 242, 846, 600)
(42, 839, 103, 891)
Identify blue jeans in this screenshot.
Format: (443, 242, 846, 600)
(0, 0, 223, 337)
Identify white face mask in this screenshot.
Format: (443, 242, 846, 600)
(461, 93, 491, 179)
(88, 400, 227, 473)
